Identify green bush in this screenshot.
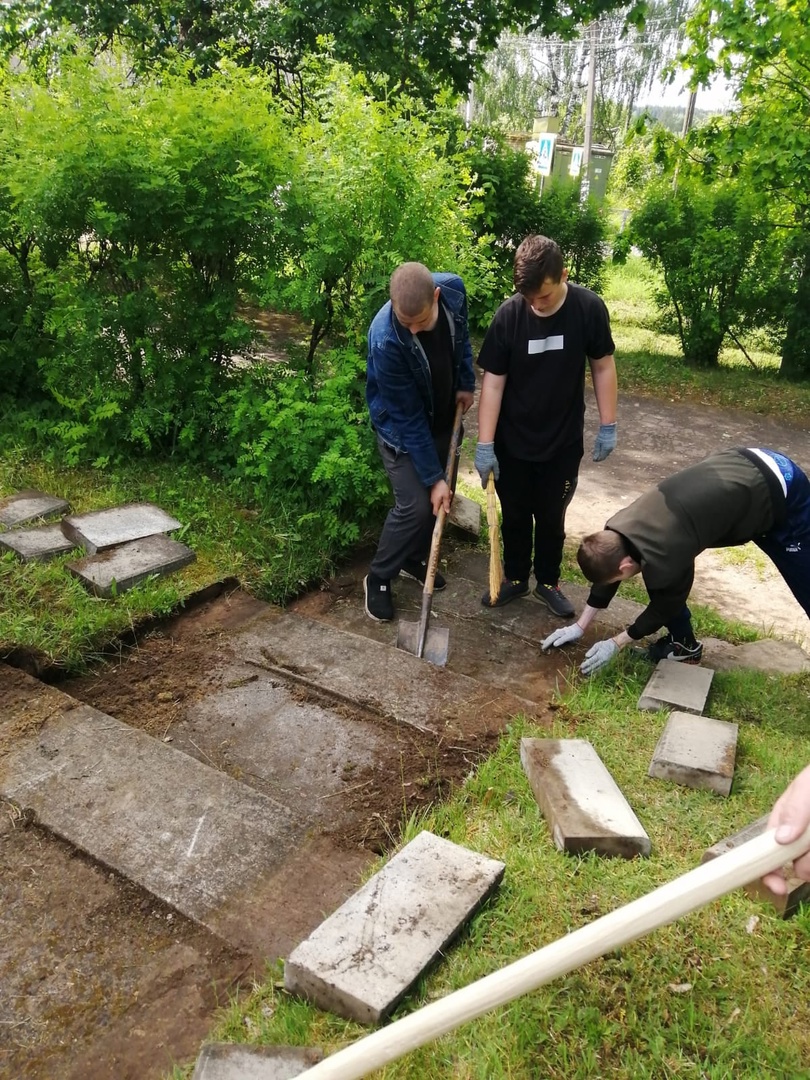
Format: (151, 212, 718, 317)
(0, 58, 295, 461)
(224, 347, 390, 549)
(261, 70, 488, 373)
(630, 179, 788, 366)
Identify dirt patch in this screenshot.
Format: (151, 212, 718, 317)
(0, 809, 248, 1080)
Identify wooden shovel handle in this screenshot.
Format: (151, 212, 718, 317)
(415, 403, 464, 657)
(421, 401, 465, 600)
(486, 474, 501, 605)
(295, 825, 810, 1079)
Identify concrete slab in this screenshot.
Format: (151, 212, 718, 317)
(234, 609, 542, 736)
(701, 815, 810, 916)
(637, 659, 714, 714)
(284, 830, 505, 1024)
(648, 711, 738, 796)
(0, 684, 305, 951)
(520, 738, 651, 858)
(67, 533, 195, 596)
(0, 522, 76, 561)
(191, 1044, 323, 1079)
(702, 637, 810, 676)
(61, 502, 182, 553)
(0, 489, 69, 528)
(177, 669, 393, 823)
(447, 491, 481, 537)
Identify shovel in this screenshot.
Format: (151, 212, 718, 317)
(294, 823, 810, 1080)
(396, 402, 464, 666)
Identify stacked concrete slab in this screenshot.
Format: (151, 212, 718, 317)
(639, 659, 740, 798)
(0, 522, 76, 562)
(62, 501, 195, 596)
(284, 831, 505, 1024)
(0, 488, 195, 592)
(0, 488, 69, 528)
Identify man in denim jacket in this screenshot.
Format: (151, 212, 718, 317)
(364, 262, 475, 622)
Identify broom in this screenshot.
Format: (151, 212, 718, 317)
(486, 474, 502, 606)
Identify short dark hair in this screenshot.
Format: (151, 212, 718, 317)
(577, 530, 628, 584)
(513, 235, 564, 294)
(390, 262, 436, 317)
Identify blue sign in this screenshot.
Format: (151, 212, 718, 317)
(537, 134, 556, 177)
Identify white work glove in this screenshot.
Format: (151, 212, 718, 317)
(580, 638, 619, 676)
(541, 623, 584, 651)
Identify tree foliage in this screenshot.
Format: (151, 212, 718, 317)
(473, 0, 693, 145)
(680, 0, 810, 377)
(2, 0, 643, 101)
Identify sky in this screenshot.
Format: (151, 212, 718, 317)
(637, 69, 736, 113)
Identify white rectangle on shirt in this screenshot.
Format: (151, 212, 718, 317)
(528, 335, 564, 355)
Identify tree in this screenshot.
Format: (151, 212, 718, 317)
(2, 0, 645, 101)
(473, 0, 693, 145)
(630, 177, 788, 367)
(681, 0, 810, 378)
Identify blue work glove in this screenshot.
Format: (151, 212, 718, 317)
(580, 638, 619, 676)
(541, 624, 584, 651)
(593, 422, 617, 462)
(474, 442, 500, 488)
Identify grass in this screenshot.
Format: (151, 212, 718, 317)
(168, 655, 810, 1079)
(0, 449, 358, 671)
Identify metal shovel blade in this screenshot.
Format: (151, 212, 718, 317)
(396, 620, 450, 667)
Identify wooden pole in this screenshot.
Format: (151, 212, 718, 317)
(486, 475, 501, 606)
(295, 826, 810, 1079)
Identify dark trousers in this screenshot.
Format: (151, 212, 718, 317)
(495, 443, 582, 585)
(757, 459, 810, 617)
(670, 458, 810, 642)
(370, 430, 456, 581)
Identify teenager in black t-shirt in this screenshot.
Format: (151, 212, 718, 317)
(474, 235, 618, 616)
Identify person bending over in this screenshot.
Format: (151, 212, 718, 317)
(543, 447, 810, 675)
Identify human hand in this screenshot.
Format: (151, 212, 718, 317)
(762, 764, 810, 893)
(541, 623, 584, 651)
(456, 390, 475, 413)
(593, 422, 617, 462)
(430, 478, 452, 516)
(474, 442, 500, 488)
(580, 638, 619, 675)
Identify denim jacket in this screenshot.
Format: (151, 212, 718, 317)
(366, 273, 476, 487)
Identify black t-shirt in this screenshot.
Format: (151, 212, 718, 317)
(477, 283, 615, 461)
(417, 307, 455, 435)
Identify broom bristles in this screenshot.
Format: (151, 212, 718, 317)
(486, 475, 502, 606)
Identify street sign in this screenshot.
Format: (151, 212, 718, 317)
(537, 134, 556, 177)
(569, 147, 583, 177)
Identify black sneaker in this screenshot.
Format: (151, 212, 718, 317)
(533, 583, 575, 618)
(364, 574, 394, 622)
(481, 579, 529, 608)
(647, 633, 703, 663)
(400, 559, 447, 592)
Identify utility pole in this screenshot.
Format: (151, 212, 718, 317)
(681, 89, 697, 136)
(673, 88, 698, 192)
(580, 21, 597, 202)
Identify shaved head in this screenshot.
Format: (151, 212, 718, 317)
(390, 262, 436, 318)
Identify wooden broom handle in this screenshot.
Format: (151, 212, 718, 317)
(295, 826, 810, 1079)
